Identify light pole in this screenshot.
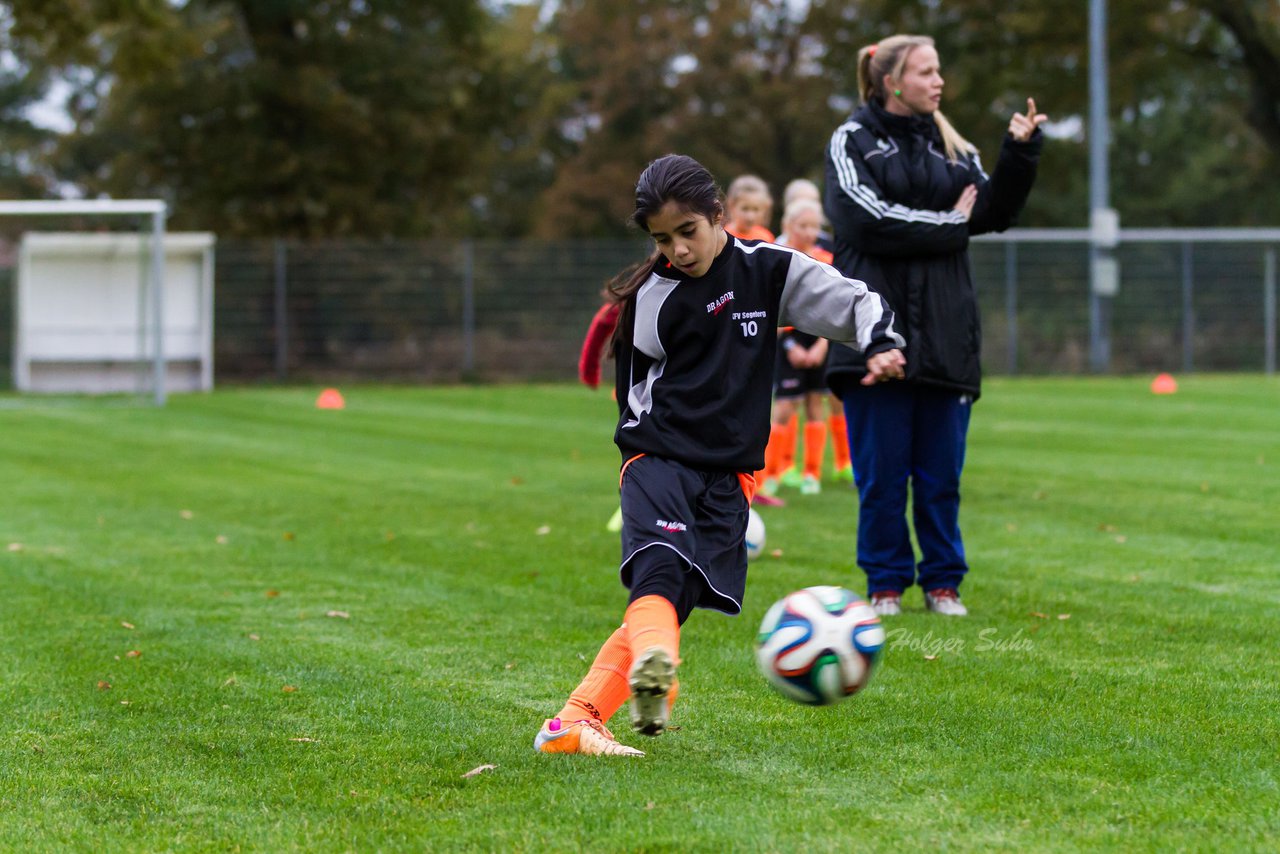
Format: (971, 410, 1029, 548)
(1088, 0, 1118, 372)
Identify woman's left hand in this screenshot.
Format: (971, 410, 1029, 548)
(1009, 98, 1048, 142)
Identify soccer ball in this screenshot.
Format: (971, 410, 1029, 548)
(755, 585, 885, 705)
(744, 508, 766, 560)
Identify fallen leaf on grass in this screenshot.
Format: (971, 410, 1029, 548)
(644, 802, 656, 811)
(7, 543, 22, 552)
(535, 525, 551, 536)
(289, 737, 318, 743)
(1031, 612, 1048, 619)
(265, 590, 280, 598)
(282, 685, 298, 693)
(97, 681, 111, 690)
(283, 531, 296, 541)
(223, 676, 237, 686)
(923, 655, 938, 661)
(462, 764, 497, 778)
(1114, 535, 1127, 543)
(325, 610, 350, 619)
(1058, 614, 1072, 620)
(121, 621, 135, 630)
(770, 549, 783, 558)
(120, 700, 130, 705)
(248, 633, 260, 641)
(180, 510, 194, 520)
(215, 535, 228, 545)
(504, 662, 515, 670)
(125, 650, 142, 658)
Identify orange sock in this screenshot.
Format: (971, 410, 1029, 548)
(762, 421, 788, 481)
(556, 625, 632, 725)
(804, 420, 827, 478)
(625, 595, 680, 664)
(781, 414, 799, 472)
(830, 414, 850, 470)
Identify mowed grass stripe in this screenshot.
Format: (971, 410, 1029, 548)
(0, 378, 1277, 851)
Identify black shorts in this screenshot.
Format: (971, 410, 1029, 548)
(774, 358, 826, 399)
(774, 335, 827, 399)
(618, 454, 750, 616)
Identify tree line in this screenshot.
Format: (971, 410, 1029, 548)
(0, 0, 1276, 239)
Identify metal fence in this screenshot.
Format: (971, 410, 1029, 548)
(970, 229, 1278, 375)
(2, 230, 1277, 387)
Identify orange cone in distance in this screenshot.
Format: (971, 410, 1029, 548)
(316, 388, 346, 409)
(1151, 373, 1177, 395)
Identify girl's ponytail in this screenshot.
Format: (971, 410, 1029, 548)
(856, 44, 878, 105)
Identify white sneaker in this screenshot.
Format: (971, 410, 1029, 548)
(800, 475, 821, 496)
(870, 592, 902, 616)
(924, 588, 968, 617)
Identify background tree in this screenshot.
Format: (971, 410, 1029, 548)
(1, 0, 1277, 236)
(8, 0, 519, 238)
(0, 6, 56, 198)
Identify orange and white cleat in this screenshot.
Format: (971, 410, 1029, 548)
(534, 718, 645, 757)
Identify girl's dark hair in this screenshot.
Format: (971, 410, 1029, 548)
(605, 155, 724, 351)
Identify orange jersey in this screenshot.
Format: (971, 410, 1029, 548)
(725, 223, 775, 242)
(778, 237, 833, 265)
(804, 245, 833, 265)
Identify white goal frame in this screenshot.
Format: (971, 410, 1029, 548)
(1, 199, 170, 405)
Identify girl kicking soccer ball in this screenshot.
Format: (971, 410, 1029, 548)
(535, 154, 905, 757)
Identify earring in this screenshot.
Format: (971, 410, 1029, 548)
(893, 89, 902, 97)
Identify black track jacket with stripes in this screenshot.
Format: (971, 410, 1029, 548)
(824, 99, 1042, 398)
(613, 236, 903, 473)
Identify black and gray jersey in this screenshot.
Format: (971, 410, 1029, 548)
(613, 236, 902, 472)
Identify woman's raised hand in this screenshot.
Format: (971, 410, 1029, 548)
(1009, 97, 1048, 142)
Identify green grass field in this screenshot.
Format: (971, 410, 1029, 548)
(1, 377, 1278, 852)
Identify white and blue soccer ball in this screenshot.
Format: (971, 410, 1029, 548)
(744, 508, 766, 560)
(756, 585, 885, 705)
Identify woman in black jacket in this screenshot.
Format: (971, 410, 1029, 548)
(823, 34, 1045, 617)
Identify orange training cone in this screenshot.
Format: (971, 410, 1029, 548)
(316, 388, 346, 409)
(1150, 373, 1178, 395)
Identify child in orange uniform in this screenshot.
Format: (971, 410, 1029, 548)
(761, 197, 853, 495)
(723, 174, 775, 242)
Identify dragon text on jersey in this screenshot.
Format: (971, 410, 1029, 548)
(656, 519, 689, 533)
(707, 291, 734, 315)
